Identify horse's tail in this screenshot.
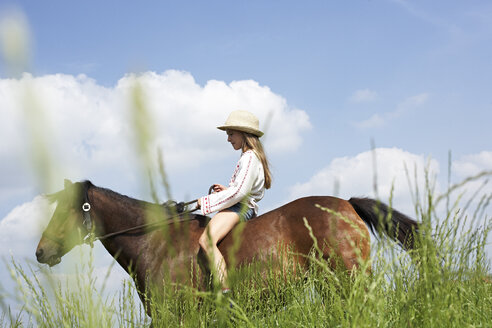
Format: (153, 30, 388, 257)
(348, 197, 419, 250)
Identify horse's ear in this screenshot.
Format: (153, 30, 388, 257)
(64, 179, 73, 189)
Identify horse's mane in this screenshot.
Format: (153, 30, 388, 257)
(81, 180, 208, 223)
(82, 180, 152, 209)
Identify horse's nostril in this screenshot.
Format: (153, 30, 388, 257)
(36, 248, 44, 259)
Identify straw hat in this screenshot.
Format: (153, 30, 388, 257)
(217, 110, 264, 137)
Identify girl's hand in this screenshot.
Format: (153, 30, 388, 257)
(212, 184, 227, 193)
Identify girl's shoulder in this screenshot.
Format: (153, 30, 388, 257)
(240, 149, 260, 163)
(241, 149, 255, 158)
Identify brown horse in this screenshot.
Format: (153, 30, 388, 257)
(36, 179, 418, 311)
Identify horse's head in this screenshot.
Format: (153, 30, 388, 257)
(36, 179, 92, 266)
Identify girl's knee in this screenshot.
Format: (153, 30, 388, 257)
(198, 232, 211, 250)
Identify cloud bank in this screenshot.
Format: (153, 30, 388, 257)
(1, 70, 310, 166)
(288, 148, 491, 233)
(289, 147, 437, 214)
(0, 70, 311, 203)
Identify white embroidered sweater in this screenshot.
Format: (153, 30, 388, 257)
(200, 150, 265, 216)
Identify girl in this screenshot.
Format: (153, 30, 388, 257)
(197, 110, 272, 292)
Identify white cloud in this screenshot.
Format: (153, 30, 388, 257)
(354, 93, 429, 129)
(452, 151, 492, 177)
(354, 113, 385, 129)
(288, 147, 440, 215)
(0, 196, 53, 257)
(349, 88, 378, 103)
(451, 151, 492, 200)
(0, 71, 311, 160)
(397, 93, 429, 110)
(0, 70, 311, 200)
(117, 72, 311, 165)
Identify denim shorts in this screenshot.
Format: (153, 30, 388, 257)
(226, 202, 256, 222)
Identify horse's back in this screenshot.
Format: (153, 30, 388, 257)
(219, 196, 370, 269)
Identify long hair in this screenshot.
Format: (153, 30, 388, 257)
(241, 132, 272, 189)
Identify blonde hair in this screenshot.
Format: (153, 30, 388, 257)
(241, 132, 272, 189)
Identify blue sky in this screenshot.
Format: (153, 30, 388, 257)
(1, 0, 489, 195)
(1, 0, 491, 317)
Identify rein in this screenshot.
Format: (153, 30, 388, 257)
(82, 195, 200, 246)
(93, 203, 198, 242)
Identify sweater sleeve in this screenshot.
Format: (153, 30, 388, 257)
(200, 152, 258, 215)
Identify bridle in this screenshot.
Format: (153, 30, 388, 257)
(81, 188, 94, 244)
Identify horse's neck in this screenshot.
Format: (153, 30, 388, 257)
(90, 187, 153, 273)
(89, 187, 204, 286)
(91, 187, 147, 226)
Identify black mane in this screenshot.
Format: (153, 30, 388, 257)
(81, 180, 204, 221)
(82, 180, 153, 209)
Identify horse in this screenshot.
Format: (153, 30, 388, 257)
(36, 179, 419, 314)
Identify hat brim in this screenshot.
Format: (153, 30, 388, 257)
(217, 125, 264, 137)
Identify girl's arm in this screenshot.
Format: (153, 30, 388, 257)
(197, 184, 227, 207)
(199, 152, 258, 215)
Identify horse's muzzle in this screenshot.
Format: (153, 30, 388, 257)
(35, 246, 61, 267)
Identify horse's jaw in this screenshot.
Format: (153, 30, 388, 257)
(46, 255, 61, 267)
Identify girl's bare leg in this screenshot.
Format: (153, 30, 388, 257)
(199, 210, 240, 288)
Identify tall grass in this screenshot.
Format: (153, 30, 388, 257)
(1, 10, 491, 328)
(2, 170, 491, 327)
